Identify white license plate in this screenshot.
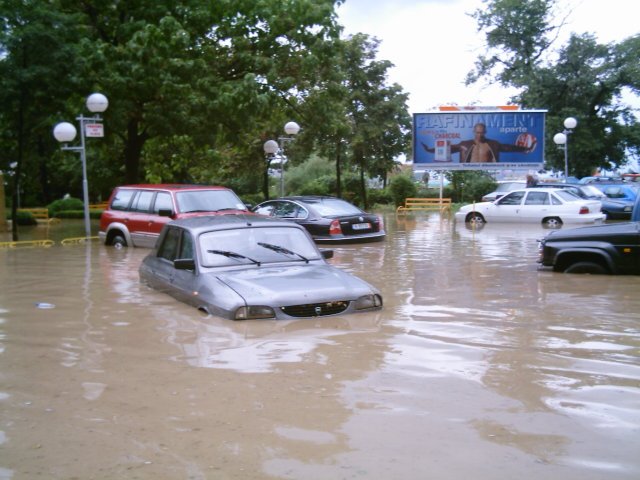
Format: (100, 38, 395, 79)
(352, 223, 371, 230)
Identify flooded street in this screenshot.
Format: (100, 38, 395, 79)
(1, 215, 639, 479)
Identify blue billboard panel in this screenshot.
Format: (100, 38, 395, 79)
(413, 110, 546, 170)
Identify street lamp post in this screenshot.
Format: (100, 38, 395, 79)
(263, 121, 300, 197)
(53, 93, 109, 237)
(553, 117, 577, 182)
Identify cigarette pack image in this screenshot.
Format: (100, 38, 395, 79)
(434, 139, 451, 162)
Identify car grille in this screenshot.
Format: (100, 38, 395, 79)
(281, 301, 350, 317)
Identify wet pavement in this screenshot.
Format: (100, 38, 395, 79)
(0, 216, 639, 479)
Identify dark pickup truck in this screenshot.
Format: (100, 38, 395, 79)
(537, 193, 640, 274)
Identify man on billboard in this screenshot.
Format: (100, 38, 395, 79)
(421, 122, 537, 163)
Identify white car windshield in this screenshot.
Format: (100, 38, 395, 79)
(176, 190, 247, 213)
(199, 226, 320, 267)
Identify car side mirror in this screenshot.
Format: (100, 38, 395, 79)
(158, 209, 174, 217)
(321, 249, 334, 260)
(174, 258, 196, 270)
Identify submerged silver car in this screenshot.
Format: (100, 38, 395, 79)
(139, 215, 383, 320)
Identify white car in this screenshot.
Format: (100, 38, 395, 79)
(455, 188, 605, 228)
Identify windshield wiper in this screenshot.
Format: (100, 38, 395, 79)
(208, 249, 260, 265)
(258, 242, 309, 263)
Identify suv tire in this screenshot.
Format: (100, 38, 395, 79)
(564, 261, 608, 274)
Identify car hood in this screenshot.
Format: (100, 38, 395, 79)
(544, 221, 640, 241)
(214, 263, 377, 305)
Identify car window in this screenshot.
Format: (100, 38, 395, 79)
(525, 192, 549, 205)
(253, 203, 276, 216)
(110, 189, 136, 211)
(551, 195, 562, 205)
(158, 228, 181, 261)
(497, 191, 525, 205)
(603, 187, 624, 198)
(154, 192, 173, 213)
(179, 232, 194, 259)
(132, 190, 154, 212)
(309, 199, 362, 216)
(175, 190, 246, 213)
(555, 190, 581, 202)
(274, 201, 304, 218)
(581, 186, 605, 198)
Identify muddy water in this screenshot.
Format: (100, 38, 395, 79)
(0, 216, 639, 479)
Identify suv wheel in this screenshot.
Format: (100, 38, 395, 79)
(564, 261, 608, 274)
(112, 235, 127, 249)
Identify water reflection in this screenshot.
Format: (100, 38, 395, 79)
(0, 215, 639, 479)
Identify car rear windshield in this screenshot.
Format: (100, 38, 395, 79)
(175, 190, 247, 213)
(308, 199, 362, 216)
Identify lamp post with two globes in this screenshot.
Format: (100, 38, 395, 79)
(53, 93, 109, 237)
(263, 121, 300, 197)
(553, 117, 578, 182)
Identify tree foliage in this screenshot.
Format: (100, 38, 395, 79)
(1, 0, 412, 208)
(467, 0, 640, 177)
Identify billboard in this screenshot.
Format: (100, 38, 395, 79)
(413, 110, 546, 170)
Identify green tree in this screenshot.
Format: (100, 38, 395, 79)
(467, 0, 640, 177)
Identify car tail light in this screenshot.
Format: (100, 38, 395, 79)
(378, 215, 384, 230)
(579, 206, 589, 214)
(329, 219, 342, 236)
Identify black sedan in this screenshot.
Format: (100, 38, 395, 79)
(252, 196, 385, 243)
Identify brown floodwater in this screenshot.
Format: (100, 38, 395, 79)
(0, 215, 639, 479)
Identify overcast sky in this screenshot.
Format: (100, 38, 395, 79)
(336, 0, 640, 114)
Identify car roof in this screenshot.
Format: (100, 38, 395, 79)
(168, 214, 306, 234)
(271, 195, 344, 202)
(116, 184, 230, 191)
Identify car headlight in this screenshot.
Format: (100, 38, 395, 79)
(234, 306, 276, 320)
(354, 294, 383, 310)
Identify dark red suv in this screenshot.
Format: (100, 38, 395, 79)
(99, 184, 250, 248)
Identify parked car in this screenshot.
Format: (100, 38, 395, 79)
(455, 188, 605, 228)
(534, 183, 630, 220)
(252, 196, 385, 243)
(99, 184, 250, 248)
(538, 222, 640, 274)
(139, 215, 383, 319)
(481, 180, 526, 202)
(592, 184, 639, 220)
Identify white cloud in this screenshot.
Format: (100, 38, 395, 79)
(337, 0, 639, 114)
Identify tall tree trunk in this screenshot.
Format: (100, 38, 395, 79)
(124, 119, 147, 184)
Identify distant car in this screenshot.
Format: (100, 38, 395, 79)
(578, 176, 623, 185)
(481, 181, 526, 202)
(593, 184, 639, 220)
(252, 196, 385, 243)
(99, 184, 250, 248)
(455, 188, 605, 228)
(139, 215, 383, 319)
(538, 222, 640, 274)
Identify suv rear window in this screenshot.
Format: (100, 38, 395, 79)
(111, 189, 136, 211)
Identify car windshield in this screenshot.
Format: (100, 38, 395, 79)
(199, 226, 320, 267)
(176, 190, 247, 213)
(581, 185, 605, 198)
(306, 199, 362, 216)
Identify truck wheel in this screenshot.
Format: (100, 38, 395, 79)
(564, 261, 608, 274)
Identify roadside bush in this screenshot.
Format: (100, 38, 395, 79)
(47, 197, 84, 216)
(388, 174, 418, 206)
(368, 188, 393, 206)
(55, 210, 103, 219)
(8, 210, 38, 226)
